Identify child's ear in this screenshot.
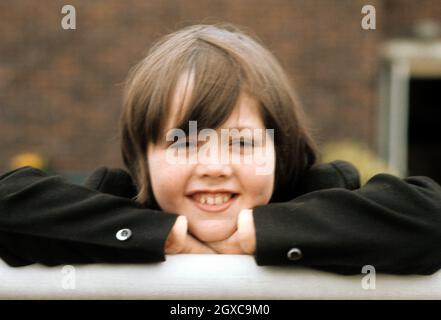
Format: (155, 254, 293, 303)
(83, 167, 138, 199)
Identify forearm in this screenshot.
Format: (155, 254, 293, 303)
(0, 166, 178, 266)
(252, 174, 441, 274)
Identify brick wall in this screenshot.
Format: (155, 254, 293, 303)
(0, 0, 438, 174)
(383, 0, 441, 37)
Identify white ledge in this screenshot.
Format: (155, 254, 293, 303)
(1, 255, 441, 299)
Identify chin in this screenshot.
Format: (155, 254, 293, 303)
(190, 221, 236, 242)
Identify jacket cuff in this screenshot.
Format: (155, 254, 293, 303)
(118, 211, 178, 263)
(252, 203, 303, 266)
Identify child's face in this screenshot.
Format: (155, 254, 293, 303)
(147, 80, 275, 242)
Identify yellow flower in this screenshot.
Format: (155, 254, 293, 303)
(10, 152, 46, 170)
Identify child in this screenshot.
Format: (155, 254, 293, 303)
(1, 24, 441, 275)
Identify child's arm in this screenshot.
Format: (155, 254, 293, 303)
(0, 166, 178, 266)
(250, 172, 441, 275)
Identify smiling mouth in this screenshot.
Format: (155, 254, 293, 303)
(187, 192, 239, 213)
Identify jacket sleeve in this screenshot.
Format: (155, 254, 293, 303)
(253, 162, 441, 275)
(0, 166, 178, 267)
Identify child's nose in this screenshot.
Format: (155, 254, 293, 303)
(194, 161, 233, 178)
(192, 136, 234, 177)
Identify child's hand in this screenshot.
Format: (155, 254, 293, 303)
(165, 215, 216, 254)
(205, 209, 257, 255)
(182, 233, 217, 254)
(204, 228, 243, 254)
(237, 209, 256, 254)
(165, 210, 256, 255)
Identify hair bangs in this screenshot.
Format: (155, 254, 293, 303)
(156, 40, 245, 141)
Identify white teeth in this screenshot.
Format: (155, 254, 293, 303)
(215, 195, 223, 205)
(193, 193, 233, 205)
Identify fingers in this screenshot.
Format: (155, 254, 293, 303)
(237, 209, 256, 254)
(165, 216, 216, 254)
(183, 234, 217, 254)
(164, 215, 188, 254)
(166, 210, 256, 255)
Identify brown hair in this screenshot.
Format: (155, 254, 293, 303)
(120, 23, 317, 207)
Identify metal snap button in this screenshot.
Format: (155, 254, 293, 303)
(287, 248, 303, 261)
(116, 228, 132, 241)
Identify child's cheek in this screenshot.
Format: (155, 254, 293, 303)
(148, 149, 189, 212)
(237, 164, 274, 206)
